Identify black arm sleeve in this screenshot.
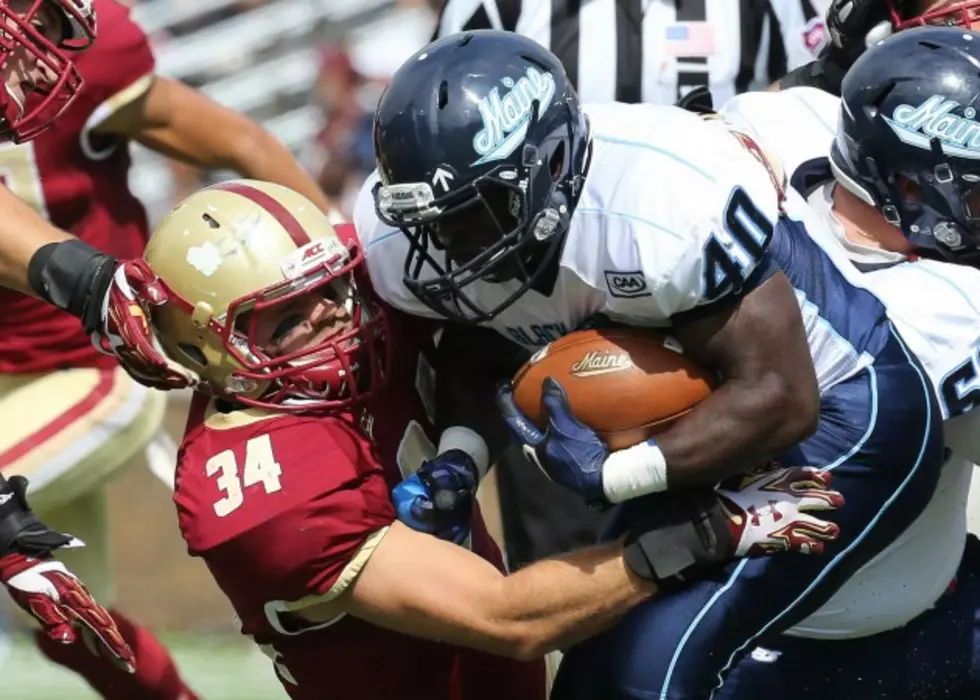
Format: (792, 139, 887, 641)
(777, 54, 847, 96)
(434, 323, 530, 464)
(27, 239, 116, 334)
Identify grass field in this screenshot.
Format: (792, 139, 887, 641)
(3, 633, 290, 700)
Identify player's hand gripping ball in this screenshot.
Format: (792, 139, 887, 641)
(509, 328, 716, 451)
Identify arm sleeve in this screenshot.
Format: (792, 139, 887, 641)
(777, 55, 846, 96)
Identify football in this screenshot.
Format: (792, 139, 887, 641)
(511, 328, 716, 451)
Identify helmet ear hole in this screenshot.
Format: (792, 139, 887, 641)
(178, 343, 209, 368)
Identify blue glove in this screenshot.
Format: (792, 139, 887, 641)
(391, 449, 479, 545)
(497, 377, 610, 506)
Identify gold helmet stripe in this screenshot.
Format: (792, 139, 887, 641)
(207, 181, 312, 246)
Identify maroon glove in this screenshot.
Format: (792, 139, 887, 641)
(0, 552, 135, 672)
(93, 259, 199, 391)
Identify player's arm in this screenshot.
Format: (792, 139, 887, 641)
(434, 323, 530, 461)
(0, 185, 77, 294)
(94, 77, 336, 216)
(342, 522, 653, 660)
(656, 270, 820, 488)
(772, 0, 889, 94)
(341, 460, 840, 658)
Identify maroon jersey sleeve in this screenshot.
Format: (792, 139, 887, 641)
(175, 411, 395, 632)
(75, 0, 156, 135)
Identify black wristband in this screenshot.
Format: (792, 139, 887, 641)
(622, 490, 733, 591)
(0, 475, 72, 558)
(27, 239, 117, 334)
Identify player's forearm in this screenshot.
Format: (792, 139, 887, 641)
(347, 523, 654, 661)
(221, 126, 336, 216)
(489, 541, 656, 659)
(120, 77, 336, 215)
(775, 56, 846, 96)
(656, 373, 819, 488)
(0, 187, 72, 293)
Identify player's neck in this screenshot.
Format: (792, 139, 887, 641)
(831, 185, 915, 255)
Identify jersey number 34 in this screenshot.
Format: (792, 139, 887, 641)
(206, 435, 283, 517)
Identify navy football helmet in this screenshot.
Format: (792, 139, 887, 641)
(372, 30, 590, 324)
(832, 26, 980, 263)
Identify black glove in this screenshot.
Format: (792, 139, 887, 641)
(0, 475, 74, 558)
(825, 0, 893, 67)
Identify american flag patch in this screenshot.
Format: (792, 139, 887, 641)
(665, 22, 716, 57)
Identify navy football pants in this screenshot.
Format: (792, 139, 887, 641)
(550, 328, 945, 700)
(716, 534, 980, 700)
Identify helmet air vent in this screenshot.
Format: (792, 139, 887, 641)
(438, 80, 449, 110)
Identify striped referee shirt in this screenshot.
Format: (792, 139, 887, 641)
(434, 0, 828, 107)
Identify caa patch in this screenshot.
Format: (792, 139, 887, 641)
(604, 271, 651, 298)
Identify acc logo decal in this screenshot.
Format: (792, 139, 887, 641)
(472, 66, 556, 166)
(883, 96, 980, 160)
(604, 270, 651, 298)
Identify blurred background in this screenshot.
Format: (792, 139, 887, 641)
(1, 0, 835, 697)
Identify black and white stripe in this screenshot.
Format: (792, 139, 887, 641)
(434, 0, 828, 107)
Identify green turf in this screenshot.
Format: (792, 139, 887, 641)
(3, 633, 290, 699)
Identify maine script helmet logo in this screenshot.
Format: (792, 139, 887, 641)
(570, 350, 633, 378)
(883, 95, 980, 160)
(472, 66, 556, 166)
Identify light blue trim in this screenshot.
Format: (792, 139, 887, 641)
(656, 326, 934, 700)
(792, 91, 835, 136)
(366, 229, 402, 249)
(706, 326, 935, 698)
(574, 208, 684, 240)
(593, 133, 716, 182)
(657, 559, 749, 700)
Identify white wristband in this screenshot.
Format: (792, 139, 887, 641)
(437, 426, 489, 480)
(602, 439, 668, 503)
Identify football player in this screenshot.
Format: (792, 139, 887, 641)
(0, 0, 140, 677)
(780, 0, 980, 94)
(359, 29, 947, 700)
(709, 26, 980, 698)
(142, 178, 844, 700)
(0, 2, 340, 697)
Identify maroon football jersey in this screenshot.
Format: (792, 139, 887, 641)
(175, 292, 545, 700)
(0, 0, 153, 372)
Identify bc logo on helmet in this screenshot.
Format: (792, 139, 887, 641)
(472, 67, 556, 166)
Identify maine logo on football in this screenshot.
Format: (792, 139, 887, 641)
(883, 95, 980, 159)
(472, 66, 556, 166)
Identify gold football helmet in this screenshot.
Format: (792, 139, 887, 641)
(143, 179, 388, 411)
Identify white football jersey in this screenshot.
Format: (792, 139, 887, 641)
(720, 88, 980, 639)
(358, 101, 886, 396)
(786, 252, 980, 640)
(720, 85, 840, 195)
